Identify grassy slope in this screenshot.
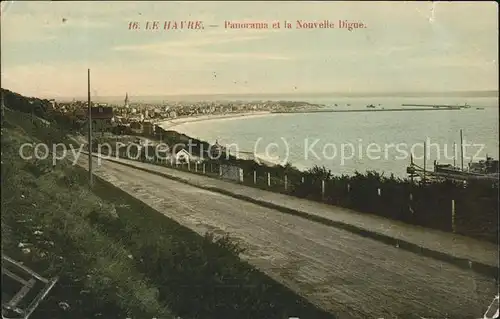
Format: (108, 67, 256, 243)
(2, 113, 174, 319)
(1, 109, 335, 319)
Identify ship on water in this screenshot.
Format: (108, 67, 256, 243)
(468, 156, 499, 174)
(408, 157, 498, 184)
(407, 129, 499, 184)
(434, 157, 498, 176)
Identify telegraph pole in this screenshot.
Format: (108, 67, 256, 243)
(88, 69, 93, 188)
(453, 142, 457, 167)
(460, 129, 464, 171)
(423, 140, 426, 183)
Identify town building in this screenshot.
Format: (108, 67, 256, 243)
(209, 140, 226, 158)
(129, 121, 142, 134)
(142, 121, 154, 135)
(85, 106, 114, 132)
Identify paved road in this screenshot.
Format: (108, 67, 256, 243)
(77, 156, 497, 319)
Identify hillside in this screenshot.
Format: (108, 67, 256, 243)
(1, 91, 335, 318)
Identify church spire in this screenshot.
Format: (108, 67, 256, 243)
(124, 92, 129, 108)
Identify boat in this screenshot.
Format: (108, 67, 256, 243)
(468, 156, 499, 174)
(434, 156, 499, 175)
(408, 128, 498, 184)
(366, 104, 376, 108)
(476, 107, 484, 110)
(429, 157, 499, 183)
(434, 162, 464, 174)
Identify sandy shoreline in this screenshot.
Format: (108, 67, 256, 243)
(155, 111, 286, 166)
(156, 111, 275, 130)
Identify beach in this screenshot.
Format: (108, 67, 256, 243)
(156, 111, 274, 130)
(156, 110, 287, 166)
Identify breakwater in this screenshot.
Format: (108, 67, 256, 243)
(401, 103, 466, 108)
(271, 108, 460, 114)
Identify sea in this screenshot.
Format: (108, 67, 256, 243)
(165, 96, 499, 178)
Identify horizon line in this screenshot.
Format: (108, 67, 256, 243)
(2, 87, 499, 100)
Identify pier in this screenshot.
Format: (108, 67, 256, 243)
(272, 108, 460, 114)
(401, 103, 470, 109)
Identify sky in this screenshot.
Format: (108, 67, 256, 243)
(1, 1, 498, 98)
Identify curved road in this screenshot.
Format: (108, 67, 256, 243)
(77, 156, 497, 319)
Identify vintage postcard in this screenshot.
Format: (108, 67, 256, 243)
(1, 1, 498, 319)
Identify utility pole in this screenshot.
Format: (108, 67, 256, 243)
(453, 142, 456, 167)
(1, 93, 5, 125)
(423, 140, 427, 183)
(460, 129, 464, 171)
(410, 154, 414, 184)
(88, 69, 93, 188)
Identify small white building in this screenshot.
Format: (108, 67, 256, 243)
(48, 99, 56, 110)
(174, 149, 201, 164)
(175, 149, 192, 163)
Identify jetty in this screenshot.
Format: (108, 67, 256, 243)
(401, 103, 470, 109)
(272, 108, 460, 114)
